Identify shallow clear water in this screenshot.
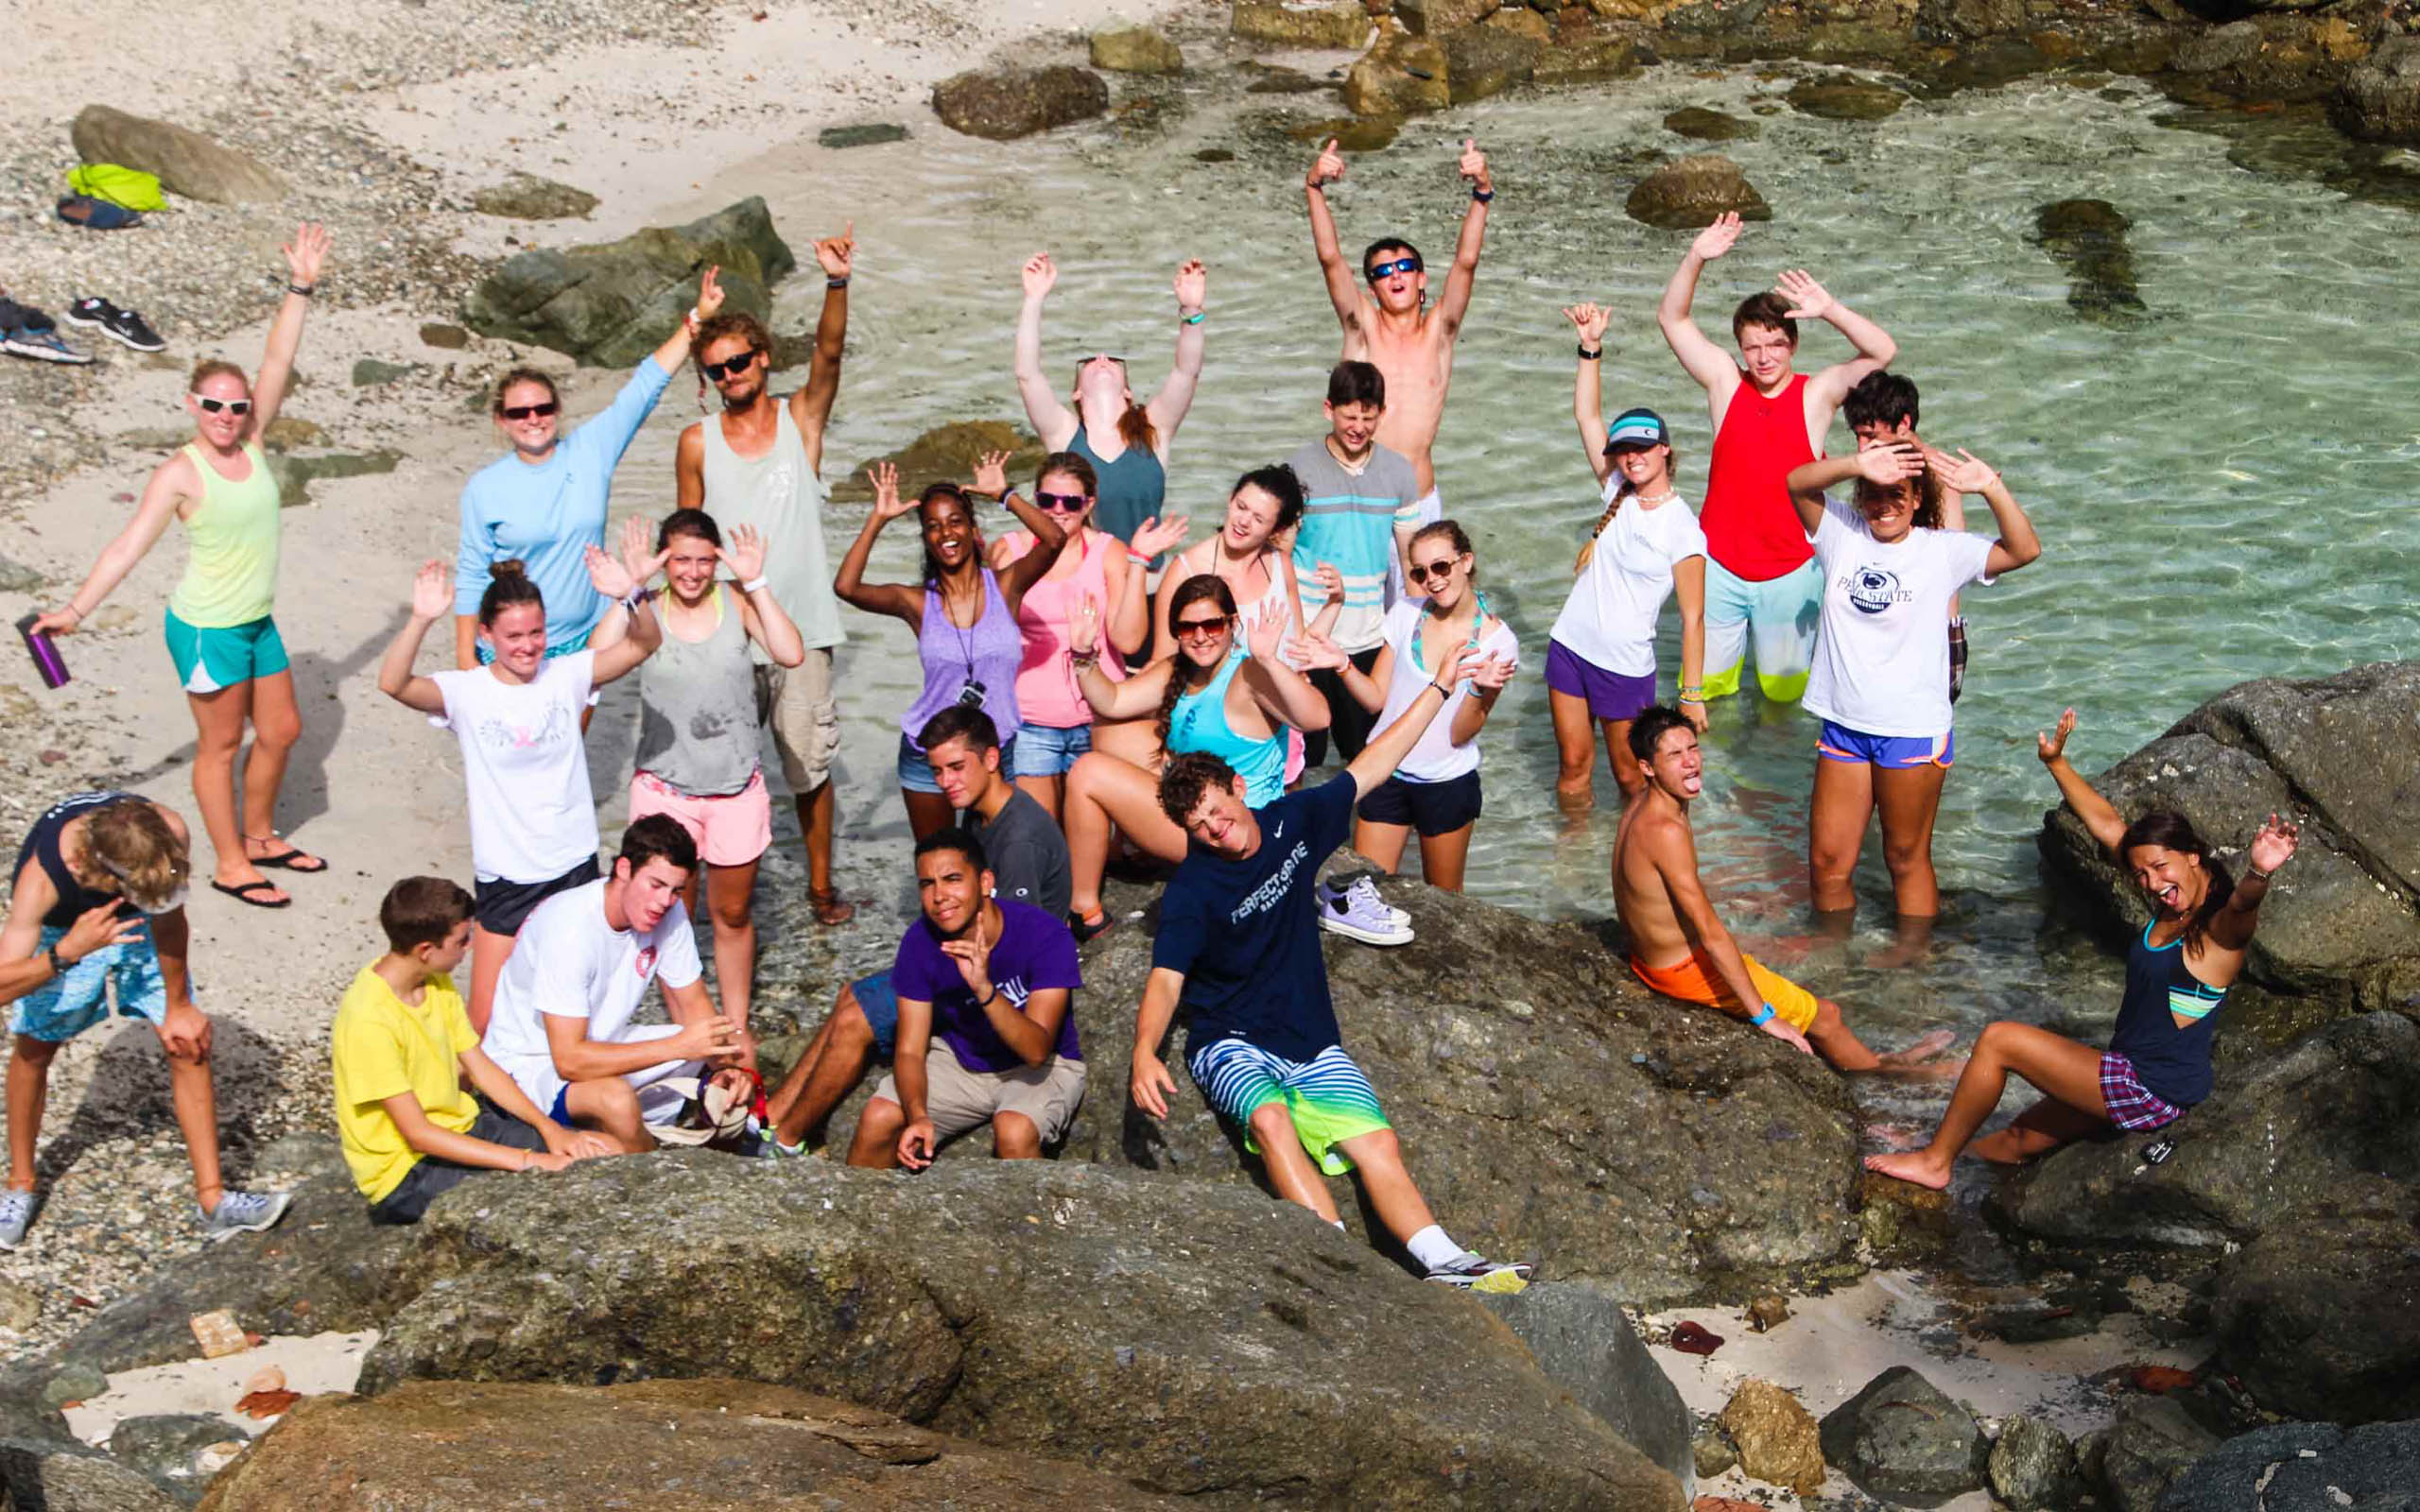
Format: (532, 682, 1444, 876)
(683, 64, 2418, 1083)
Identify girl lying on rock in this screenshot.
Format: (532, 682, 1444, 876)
(1864, 708, 2299, 1188)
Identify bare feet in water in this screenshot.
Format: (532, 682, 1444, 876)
(1865, 1028, 1963, 1081)
(1862, 1148, 1955, 1190)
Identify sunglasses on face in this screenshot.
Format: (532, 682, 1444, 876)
(701, 349, 760, 381)
(1406, 558, 1460, 586)
(499, 401, 561, 421)
(1366, 257, 1422, 282)
(190, 395, 251, 415)
(1174, 614, 1232, 639)
(1036, 490, 1089, 511)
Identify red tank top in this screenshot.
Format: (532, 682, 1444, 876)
(1700, 371, 1816, 581)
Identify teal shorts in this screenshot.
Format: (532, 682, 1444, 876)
(164, 610, 288, 695)
(1703, 558, 1821, 703)
(9, 922, 168, 1042)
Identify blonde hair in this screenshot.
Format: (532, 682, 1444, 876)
(78, 800, 190, 913)
(188, 359, 248, 391)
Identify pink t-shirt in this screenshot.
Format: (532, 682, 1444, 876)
(1000, 528, 1126, 730)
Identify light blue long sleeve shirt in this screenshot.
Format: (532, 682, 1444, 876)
(455, 357, 674, 647)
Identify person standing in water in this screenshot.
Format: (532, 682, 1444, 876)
(1301, 135, 1493, 534)
(678, 225, 856, 926)
(1012, 252, 1206, 568)
(1657, 212, 1897, 705)
(1866, 710, 2299, 1187)
(34, 225, 335, 910)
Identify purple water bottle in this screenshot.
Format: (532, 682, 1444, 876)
(16, 613, 68, 690)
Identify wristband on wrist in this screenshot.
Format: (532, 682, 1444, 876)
(1182, 310, 1206, 325)
(1471, 187, 1495, 203)
(40, 946, 61, 977)
(826, 276, 850, 290)
(738, 575, 769, 594)
(2247, 864, 2274, 884)
(287, 282, 316, 297)
(1577, 344, 1602, 360)
(1429, 679, 1454, 698)
(621, 589, 647, 613)
(977, 988, 999, 1010)
(1749, 1003, 1776, 1025)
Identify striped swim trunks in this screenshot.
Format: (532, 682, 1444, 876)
(2099, 1051, 2184, 1132)
(1187, 1038, 1391, 1176)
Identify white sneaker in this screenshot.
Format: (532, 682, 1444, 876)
(1317, 877, 1413, 946)
(0, 1189, 35, 1249)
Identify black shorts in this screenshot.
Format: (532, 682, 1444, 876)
(1303, 647, 1384, 769)
(368, 1103, 548, 1226)
(474, 855, 601, 936)
(1355, 771, 1482, 837)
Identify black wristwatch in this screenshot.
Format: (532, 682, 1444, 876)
(1577, 344, 1602, 360)
(1471, 187, 1495, 203)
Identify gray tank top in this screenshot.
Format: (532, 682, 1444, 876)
(700, 404, 844, 659)
(635, 586, 761, 797)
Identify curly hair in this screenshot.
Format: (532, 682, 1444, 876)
(79, 799, 190, 914)
(1158, 751, 1239, 827)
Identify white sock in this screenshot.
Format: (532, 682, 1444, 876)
(1405, 1224, 1463, 1270)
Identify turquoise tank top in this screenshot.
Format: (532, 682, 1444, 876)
(1069, 425, 1167, 568)
(1169, 646, 1287, 807)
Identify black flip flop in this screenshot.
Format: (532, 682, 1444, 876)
(210, 879, 291, 910)
(248, 840, 328, 873)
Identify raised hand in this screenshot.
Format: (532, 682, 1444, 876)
(1853, 439, 1924, 486)
(1129, 513, 1189, 559)
(283, 221, 333, 287)
(1284, 627, 1349, 671)
(1311, 560, 1344, 605)
(939, 918, 995, 1002)
(1562, 302, 1611, 345)
(1924, 446, 2001, 496)
(585, 544, 643, 602)
(1306, 136, 1345, 190)
(1690, 212, 1742, 263)
(1458, 137, 1491, 195)
(1465, 651, 1515, 692)
(2036, 707, 2077, 766)
(1245, 608, 1286, 664)
(1021, 251, 1058, 301)
(2248, 813, 2300, 875)
(696, 265, 727, 321)
(1774, 268, 1835, 321)
(868, 460, 914, 522)
(971, 449, 1011, 499)
(814, 221, 856, 280)
(409, 558, 453, 621)
(1069, 590, 1101, 657)
(719, 523, 768, 586)
(616, 513, 662, 591)
(1173, 258, 1207, 315)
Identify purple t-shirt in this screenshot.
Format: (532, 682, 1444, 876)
(892, 898, 1082, 1073)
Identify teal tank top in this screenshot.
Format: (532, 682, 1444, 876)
(1069, 425, 1167, 568)
(1169, 646, 1287, 807)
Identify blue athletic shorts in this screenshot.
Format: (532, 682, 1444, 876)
(852, 971, 899, 1058)
(1009, 722, 1091, 778)
(1816, 720, 1956, 769)
(10, 922, 169, 1041)
(164, 610, 289, 695)
(1186, 1037, 1390, 1177)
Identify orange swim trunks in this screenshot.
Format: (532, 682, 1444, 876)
(1629, 950, 1821, 1033)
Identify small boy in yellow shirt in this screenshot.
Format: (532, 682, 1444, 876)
(332, 876, 616, 1223)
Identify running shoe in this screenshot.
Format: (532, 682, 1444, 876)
(1426, 1252, 1535, 1292)
(0, 1189, 35, 1250)
(199, 1188, 291, 1242)
(1316, 877, 1412, 946)
(1340, 874, 1409, 928)
(62, 297, 165, 353)
(3, 326, 93, 365)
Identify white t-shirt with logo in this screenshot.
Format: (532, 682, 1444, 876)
(1805, 496, 1996, 738)
(481, 878, 704, 1114)
(1548, 481, 1708, 678)
(428, 652, 599, 884)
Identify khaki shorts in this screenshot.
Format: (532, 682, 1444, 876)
(754, 648, 840, 792)
(873, 1042, 1087, 1145)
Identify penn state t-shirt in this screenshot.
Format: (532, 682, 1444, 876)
(1804, 496, 1996, 739)
(1151, 774, 1357, 1061)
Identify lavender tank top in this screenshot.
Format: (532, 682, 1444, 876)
(904, 568, 1025, 748)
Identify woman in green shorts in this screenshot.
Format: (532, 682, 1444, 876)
(34, 224, 334, 911)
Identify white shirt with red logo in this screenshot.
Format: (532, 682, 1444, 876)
(481, 878, 703, 1113)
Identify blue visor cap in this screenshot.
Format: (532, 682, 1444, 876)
(1604, 407, 1668, 452)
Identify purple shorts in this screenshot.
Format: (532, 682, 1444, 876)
(1545, 640, 1658, 723)
(2100, 1052, 2184, 1131)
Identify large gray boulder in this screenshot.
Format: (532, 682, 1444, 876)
(70, 105, 286, 204)
(1817, 1365, 1986, 1503)
(461, 198, 795, 368)
(2101, 1397, 2220, 1512)
(1058, 868, 1865, 1305)
(1993, 1011, 2420, 1250)
(1625, 155, 1774, 230)
(931, 66, 1111, 141)
(356, 1156, 1685, 1509)
(2209, 1190, 2420, 1423)
(1475, 1282, 1694, 1493)
(2159, 1420, 2420, 1511)
(2335, 35, 2420, 145)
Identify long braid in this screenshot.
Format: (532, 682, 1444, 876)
(1574, 490, 1627, 575)
(1155, 575, 1239, 753)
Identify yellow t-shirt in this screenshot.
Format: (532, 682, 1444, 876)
(330, 963, 480, 1202)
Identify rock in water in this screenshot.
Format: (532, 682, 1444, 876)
(1626, 155, 1773, 230)
(1345, 33, 1452, 116)
(2334, 35, 2420, 145)
(1818, 1366, 1986, 1501)
(357, 1158, 1685, 1509)
(931, 65, 1111, 140)
(1091, 26, 1184, 75)
(819, 121, 910, 149)
(2032, 198, 2147, 322)
(470, 172, 599, 221)
(2101, 1397, 2219, 1512)
(1475, 1283, 1695, 1492)
(462, 198, 796, 367)
(1665, 107, 1759, 140)
(199, 1379, 1187, 1510)
(2210, 1190, 2420, 1422)
(1443, 26, 1544, 103)
(1720, 1379, 1824, 1495)
(830, 421, 1046, 503)
(70, 105, 287, 204)
(1231, 0, 1373, 48)
(1786, 77, 1907, 119)
(1988, 1414, 2079, 1510)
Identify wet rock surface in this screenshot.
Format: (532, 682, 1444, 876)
(2158, 1419, 2420, 1511)
(1625, 153, 1775, 230)
(1474, 1282, 1695, 1492)
(2102, 1396, 2221, 1512)
(2334, 33, 2420, 143)
(1665, 106, 1761, 139)
(2210, 1189, 2420, 1423)
(1345, 32, 1453, 116)
(1989, 1413, 2081, 1510)
(931, 64, 1112, 141)
(1787, 76, 1910, 119)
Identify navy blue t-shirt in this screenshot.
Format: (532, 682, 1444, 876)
(1151, 775, 1357, 1061)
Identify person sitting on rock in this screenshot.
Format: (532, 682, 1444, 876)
(845, 828, 1084, 1171)
(477, 816, 753, 1153)
(1612, 706, 1952, 1074)
(761, 707, 1070, 1155)
(1, 793, 290, 1249)
(1130, 644, 1532, 1289)
(334, 876, 616, 1224)
(1866, 709, 2300, 1189)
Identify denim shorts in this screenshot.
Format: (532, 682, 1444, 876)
(897, 732, 1018, 794)
(1009, 722, 1091, 778)
(853, 971, 899, 1058)
(10, 922, 167, 1041)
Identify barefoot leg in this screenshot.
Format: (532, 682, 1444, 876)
(1864, 1022, 2107, 1189)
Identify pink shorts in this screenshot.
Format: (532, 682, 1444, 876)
(628, 768, 772, 867)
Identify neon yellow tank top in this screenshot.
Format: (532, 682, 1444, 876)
(166, 442, 281, 628)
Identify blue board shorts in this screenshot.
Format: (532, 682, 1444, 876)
(1816, 720, 1957, 769)
(164, 610, 288, 695)
(1187, 1037, 1390, 1177)
(1703, 558, 1821, 702)
(10, 922, 168, 1041)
